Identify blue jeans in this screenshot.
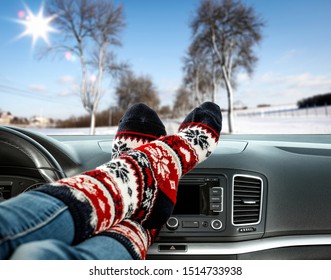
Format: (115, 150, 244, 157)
(0, 191, 132, 260)
(9, 236, 132, 260)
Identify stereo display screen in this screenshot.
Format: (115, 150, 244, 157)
(173, 184, 200, 215)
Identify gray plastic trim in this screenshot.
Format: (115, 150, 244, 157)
(148, 235, 331, 255)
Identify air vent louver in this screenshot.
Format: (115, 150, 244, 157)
(232, 175, 262, 225)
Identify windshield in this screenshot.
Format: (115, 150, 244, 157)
(1, 0, 331, 135)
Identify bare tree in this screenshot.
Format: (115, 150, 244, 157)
(183, 46, 220, 106)
(190, 0, 264, 133)
(158, 105, 172, 119)
(42, 0, 125, 134)
(115, 72, 160, 111)
(173, 86, 194, 117)
(183, 49, 204, 106)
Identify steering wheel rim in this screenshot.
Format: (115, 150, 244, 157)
(0, 126, 65, 183)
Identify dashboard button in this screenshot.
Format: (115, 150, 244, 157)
(210, 187, 222, 196)
(182, 221, 199, 228)
(159, 245, 187, 252)
(166, 217, 179, 230)
(210, 203, 222, 212)
(211, 219, 223, 230)
(210, 196, 221, 203)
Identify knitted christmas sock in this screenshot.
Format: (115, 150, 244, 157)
(36, 102, 222, 244)
(103, 103, 164, 259)
(111, 103, 166, 159)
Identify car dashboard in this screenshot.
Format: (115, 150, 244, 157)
(1, 126, 331, 260)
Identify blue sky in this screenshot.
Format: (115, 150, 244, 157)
(1, 0, 331, 119)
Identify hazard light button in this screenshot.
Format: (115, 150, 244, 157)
(158, 245, 187, 252)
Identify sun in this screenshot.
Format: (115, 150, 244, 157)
(16, 3, 57, 47)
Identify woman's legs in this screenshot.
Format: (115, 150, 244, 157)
(0, 102, 222, 260)
(0, 103, 165, 260)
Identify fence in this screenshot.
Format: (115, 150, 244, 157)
(234, 104, 331, 118)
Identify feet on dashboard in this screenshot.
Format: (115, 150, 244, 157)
(35, 102, 222, 244)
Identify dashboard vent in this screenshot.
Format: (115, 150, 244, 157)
(232, 175, 262, 225)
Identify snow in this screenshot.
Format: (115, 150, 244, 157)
(28, 115, 331, 135)
(222, 116, 331, 134)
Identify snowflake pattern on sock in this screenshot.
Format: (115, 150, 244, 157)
(105, 161, 130, 183)
(111, 140, 131, 159)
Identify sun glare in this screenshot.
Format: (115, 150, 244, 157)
(16, 4, 57, 47)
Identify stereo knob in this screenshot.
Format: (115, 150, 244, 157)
(211, 219, 222, 230)
(166, 217, 179, 230)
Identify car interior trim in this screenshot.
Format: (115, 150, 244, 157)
(148, 234, 331, 255)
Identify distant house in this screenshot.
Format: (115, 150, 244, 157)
(0, 112, 13, 125)
(29, 116, 50, 127)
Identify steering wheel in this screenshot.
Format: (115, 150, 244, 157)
(0, 126, 65, 184)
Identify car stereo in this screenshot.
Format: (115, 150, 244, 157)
(159, 175, 227, 236)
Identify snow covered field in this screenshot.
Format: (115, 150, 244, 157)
(29, 115, 331, 135)
(222, 115, 331, 134)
